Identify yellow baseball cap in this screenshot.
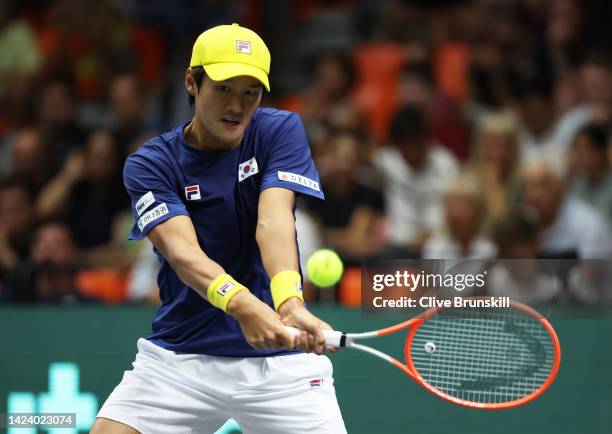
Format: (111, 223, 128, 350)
(189, 23, 271, 91)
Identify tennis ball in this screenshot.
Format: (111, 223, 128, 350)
(306, 249, 344, 287)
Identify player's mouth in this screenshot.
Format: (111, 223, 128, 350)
(220, 118, 241, 130)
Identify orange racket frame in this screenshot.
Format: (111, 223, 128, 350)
(288, 298, 561, 409)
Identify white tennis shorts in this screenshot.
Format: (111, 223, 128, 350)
(97, 338, 347, 434)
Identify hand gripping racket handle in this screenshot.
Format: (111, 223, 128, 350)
(284, 326, 346, 347)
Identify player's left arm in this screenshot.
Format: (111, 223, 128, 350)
(257, 187, 332, 354)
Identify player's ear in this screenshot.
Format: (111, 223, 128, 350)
(185, 68, 197, 96)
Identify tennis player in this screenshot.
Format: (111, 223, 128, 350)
(91, 24, 346, 434)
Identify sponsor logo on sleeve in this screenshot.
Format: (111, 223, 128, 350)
(185, 184, 201, 201)
(277, 171, 320, 191)
(137, 203, 169, 231)
(238, 157, 259, 182)
(135, 191, 155, 216)
(217, 281, 235, 296)
(236, 40, 252, 54)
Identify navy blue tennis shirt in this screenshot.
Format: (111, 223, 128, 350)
(123, 108, 324, 357)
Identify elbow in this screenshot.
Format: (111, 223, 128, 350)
(255, 222, 266, 246)
(164, 248, 202, 290)
(256, 214, 291, 244)
(163, 245, 197, 275)
(256, 216, 274, 241)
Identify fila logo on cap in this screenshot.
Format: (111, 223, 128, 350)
(185, 185, 201, 201)
(236, 40, 251, 54)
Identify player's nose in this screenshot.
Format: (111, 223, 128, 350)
(225, 95, 244, 115)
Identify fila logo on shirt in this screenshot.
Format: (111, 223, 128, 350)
(236, 40, 251, 54)
(185, 185, 201, 201)
(238, 157, 259, 182)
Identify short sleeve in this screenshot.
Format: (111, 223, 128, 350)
(124, 153, 189, 240)
(260, 113, 325, 200)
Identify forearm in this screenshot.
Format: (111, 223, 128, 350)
(166, 244, 263, 316)
(257, 211, 330, 352)
(147, 216, 257, 313)
(256, 195, 305, 313)
(162, 243, 225, 299)
(256, 208, 299, 276)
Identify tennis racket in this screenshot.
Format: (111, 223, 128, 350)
(287, 298, 560, 409)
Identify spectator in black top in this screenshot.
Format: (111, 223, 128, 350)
(8, 126, 53, 198)
(108, 73, 159, 156)
(37, 78, 87, 171)
(17, 220, 86, 303)
(0, 179, 34, 301)
(306, 131, 384, 262)
(36, 129, 130, 250)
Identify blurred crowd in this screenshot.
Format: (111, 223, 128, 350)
(0, 0, 611, 305)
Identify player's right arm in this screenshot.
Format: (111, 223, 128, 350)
(146, 215, 294, 350)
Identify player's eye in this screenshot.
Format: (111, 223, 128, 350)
(216, 85, 231, 93)
(244, 89, 259, 97)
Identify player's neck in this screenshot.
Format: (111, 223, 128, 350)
(184, 117, 238, 151)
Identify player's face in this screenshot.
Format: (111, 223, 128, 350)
(192, 73, 263, 149)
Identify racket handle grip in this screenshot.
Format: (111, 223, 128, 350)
(284, 326, 345, 347)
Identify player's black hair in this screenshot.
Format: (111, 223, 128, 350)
(188, 67, 207, 106)
(187, 67, 268, 106)
(389, 105, 429, 143)
(574, 123, 609, 152)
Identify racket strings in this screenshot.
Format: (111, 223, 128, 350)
(409, 307, 555, 404)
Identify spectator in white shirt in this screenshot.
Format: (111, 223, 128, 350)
(423, 172, 497, 259)
(374, 105, 459, 249)
(521, 159, 612, 258)
(543, 54, 612, 163)
(517, 81, 559, 165)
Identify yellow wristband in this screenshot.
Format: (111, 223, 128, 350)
(270, 270, 304, 311)
(207, 273, 248, 312)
